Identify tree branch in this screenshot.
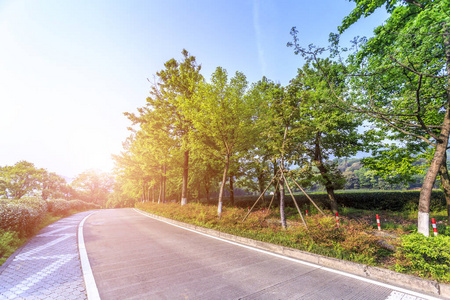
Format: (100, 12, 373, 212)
(389, 55, 447, 79)
(403, 0, 425, 9)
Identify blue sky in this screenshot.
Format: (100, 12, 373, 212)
(0, 0, 387, 178)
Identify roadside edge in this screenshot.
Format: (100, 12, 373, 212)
(78, 212, 101, 300)
(133, 208, 449, 299)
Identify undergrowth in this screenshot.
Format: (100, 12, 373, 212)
(0, 198, 100, 266)
(136, 202, 385, 266)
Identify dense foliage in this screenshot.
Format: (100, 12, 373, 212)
(0, 162, 114, 207)
(0, 197, 100, 236)
(0, 196, 100, 265)
(395, 233, 450, 282)
(115, 2, 450, 234)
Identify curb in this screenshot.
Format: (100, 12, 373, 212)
(78, 212, 101, 300)
(135, 208, 450, 299)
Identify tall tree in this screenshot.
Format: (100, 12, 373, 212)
(292, 60, 363, 213)
(340, 0, 450, 235)
(121, 50, 202, 206)
(147, 49, 203, 205)
(185, 67, 256, 217)
(253, 77, 303, 228)
(290, 0, 450, 235)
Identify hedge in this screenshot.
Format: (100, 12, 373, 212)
(0, 197, 100, 237)
(210, 190, 446, 212)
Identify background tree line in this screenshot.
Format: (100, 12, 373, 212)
(0, 161, 113, 207)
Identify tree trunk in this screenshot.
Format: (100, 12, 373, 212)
(162, 164, 166, 203)
(325, 186, 339, 214)
(158, 182, 162, 204)
(152, 186, 155, 203)
(279, 174, 287, 229)
(205, 185, 210, 204)
(418, 114, 450, 235)
(258, 171, 266, 195)
(218, 154, 230, 218)
(273, 161, 280, 203)
(229, 174, 234, 206)
(439, 152, 450, 224)
(314, 131, 339, 214)
(181, 150, 189, 205)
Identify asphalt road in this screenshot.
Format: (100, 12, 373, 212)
(83, 208, 430, 300)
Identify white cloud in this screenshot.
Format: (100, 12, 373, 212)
(252, 0, 267, 77)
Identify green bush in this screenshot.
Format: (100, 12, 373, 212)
(437, 225, 450, 236)
(0, 229, 22, 264)
(395, 233, 450, 282)
(0, 197, 99, 237)
(335, 190, 446, 212)
(47, 199, 72, 214)
(0, 197, 48, 236)
(223, 190, 446, 212)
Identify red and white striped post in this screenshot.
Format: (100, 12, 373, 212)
(305, 210, 308, 217)
(376, 214, 381, 231)
(335, 212, 339, 227)
(431, 218, 438, 236)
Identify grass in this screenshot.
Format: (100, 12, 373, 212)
(137, 202, 389, 266)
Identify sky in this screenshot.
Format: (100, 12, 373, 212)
(0, 0, 388, 179)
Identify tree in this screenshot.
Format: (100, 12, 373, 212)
(40, 171, 67, 200)
(252, 77, 303, 228)
(289, 0, 450, 235)
(185, 67, 256, 217)
(0, 161, 43, 199)
(291, 60, 363, 213)
(71, 170, 114, 206)
(145, 49, 203, 206)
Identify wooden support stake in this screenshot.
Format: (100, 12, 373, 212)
(289, 174, 326, 216)
(242, 172, 279, 222)
(267, 179, 279, 211)
(280, 168, 307, 229)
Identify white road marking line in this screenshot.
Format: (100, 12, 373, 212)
(386, 290, 426, 300)
(134, 208, 441, 300)
(15, 234, 74, 260)
(78, 212, 101, 300)
(36, 225, 72, 236)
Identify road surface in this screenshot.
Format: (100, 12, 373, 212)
(83, 208, 434, 300)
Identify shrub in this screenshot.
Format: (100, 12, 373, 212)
(136, 202, 384, 265)
(0, 197, 48, 236)
(47, 199, 71, 215)
(395, 233, 450, 282)
(0, 197, 99, 237)
(0, 229, 22, 264)
(212, 190, 446, 212)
